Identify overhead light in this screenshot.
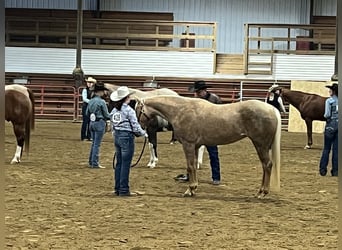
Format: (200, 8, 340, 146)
(13, 77, 29, 84)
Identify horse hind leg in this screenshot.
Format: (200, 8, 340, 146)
(11, 123, 25, 164)
(182, 143, 198, 197)
(254, 145, 273, 198)
(197, 145, 205, 169)
(304, 119, 313, 149)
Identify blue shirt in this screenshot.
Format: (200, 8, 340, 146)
(82, 88, 91, 104)
(110, 103, 146, 136)
(324, 95, 338, 120)
(86, 96, 110, 120)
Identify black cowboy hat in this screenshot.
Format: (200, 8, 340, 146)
(325, 83, 338, 93)
(188, 80, 212, 92)
(94, 82, 109, 92)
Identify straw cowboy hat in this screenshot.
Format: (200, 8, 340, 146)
(110, 86, 135, 101)
(85, 76, 97, 84)
(93, 82, 109, 92)
(188, 80, 212, 92)
(268, 84, 282, 92)
(326, 83, 338, 93)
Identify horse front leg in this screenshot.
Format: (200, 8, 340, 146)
(304, 118, 313, 149)
(182, 143, 198, 197)
(11, 123, 25, 164)
(147, 130, 158, 168)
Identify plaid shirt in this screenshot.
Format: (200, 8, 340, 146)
(110, 103, 146, 136)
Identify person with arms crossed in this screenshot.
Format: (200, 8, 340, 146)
(319, 83, 338, 177)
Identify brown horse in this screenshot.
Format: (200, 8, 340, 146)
(280, 88, 327, 149)
(5, 84, 35, 164)
(135, 96, 281, 198)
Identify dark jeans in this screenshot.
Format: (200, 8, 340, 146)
(206, 145, 221, 181)
(88, 120, 106, 167)
(319, 120, 338, 176)
(114, 130, 135, 195)
(81, 104, 91, 140)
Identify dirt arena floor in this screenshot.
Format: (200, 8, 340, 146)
(5, 120, 338, 250)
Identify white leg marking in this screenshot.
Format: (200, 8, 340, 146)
(147, 143, 154, 167)
(11, 145, 22, 164)
(197, 145, 205, 169)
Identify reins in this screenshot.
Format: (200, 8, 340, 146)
(112, 136, 148, 169)
(112, 99, 150, 169)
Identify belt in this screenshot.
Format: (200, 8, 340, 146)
(95, 118, 104, 121)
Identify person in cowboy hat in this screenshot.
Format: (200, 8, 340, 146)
(81, 77, 97, 141)
(109, 86, 148, 197)
(319, 83, 338, 176)
(86, 81, 111, 169)
(175, 80, 222, 185)
(265, 83, 286, 113)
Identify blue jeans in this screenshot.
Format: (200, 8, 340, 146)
(206, 145, 221, 181)
(114, 130, 135, 195)
(319, 120, 338, 176)
(81, 104, 91, 140)
(89, 120, 106, 167)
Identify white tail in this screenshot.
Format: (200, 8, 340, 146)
(270, 108, 281, 192)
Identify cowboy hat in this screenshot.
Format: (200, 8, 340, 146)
(325, 83, 338, 93)
(268, 84, 281, 92)
(93, 82, 109, 92)
(188, 80, 212, 92)
(85, 76, 97, 84)
(110, 86, 135, 101)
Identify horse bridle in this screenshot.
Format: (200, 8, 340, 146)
(136, 101, 151, 125)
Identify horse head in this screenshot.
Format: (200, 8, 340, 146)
(134, 97, 152, 129)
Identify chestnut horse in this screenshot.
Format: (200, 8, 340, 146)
(135, 96, 281, 198)
(280, 88, 327, 149)
(5, 84, 35, 164)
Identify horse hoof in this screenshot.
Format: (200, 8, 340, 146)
(10, 159, 20, 164)
(304, 145, 311, 149)
(183, 189, 194, 197)
(255, 191, 268, 199)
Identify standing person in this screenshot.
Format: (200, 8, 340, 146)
(174, 80, 222, 185)
(110, 86, 148, 196)
(319, 83, 338, 177)
(81, 76, 96, 141)
(265, 84, 286, 113)
(86, 82, 110, 169)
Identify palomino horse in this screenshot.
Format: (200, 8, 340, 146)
(280, 88, 327, 149)
(105, 83, 180, 168)
(5, 84, 35, 164)
(136, 96, 281, 197)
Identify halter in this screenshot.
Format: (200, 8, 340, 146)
(136, 100, 151, 125)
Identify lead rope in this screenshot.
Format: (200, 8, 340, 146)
(112, 136, 148, 169)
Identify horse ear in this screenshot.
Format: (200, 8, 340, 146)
(135, 96, 142, 104)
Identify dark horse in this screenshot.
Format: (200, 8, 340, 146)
(280, 88, 327, 149)
(105, 83, 178, 168)
(5, 84, 35, 164)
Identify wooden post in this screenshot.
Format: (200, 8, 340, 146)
(243, 24, 250, 74)
(212, 22, 217, 74)
(72, 0, 84, 88)
(257, 26, 261, 52)
(331, 15, 338, 81)
(287, 27, 290, 53)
